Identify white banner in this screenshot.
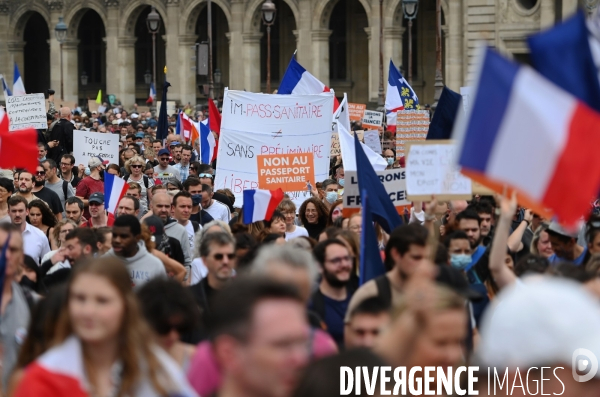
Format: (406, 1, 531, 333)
(215, 90, 334, 206)
(344, 168, 410, 209)
(5, 93, 47, 131)
(73, 130, 120, 167)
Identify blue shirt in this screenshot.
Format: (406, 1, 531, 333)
(319, 294, 351, 348)
(549, 247, 588, 266)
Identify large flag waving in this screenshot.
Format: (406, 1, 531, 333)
(385, 60, 419, 132)
(1, 74, 12, 99)
(279, 56, 340, 111)
(0, 107, 38, 172)
(208, 98, 221, 135)
(199, 119, 217, 164)
(453, 47, 600, 227)
(359, 190, 386, 285)
(12, 63, 25, 96)
(104, 172, 128, 215)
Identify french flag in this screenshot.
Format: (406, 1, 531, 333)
(1, 74, 12, 99)
(12, 62, 26, 96)
(385, 60, 418, 132)
(199, 119, 217, 164)
(279, 56, 339, 111)
(104, 172, 128, 215)
(243, 189, 284, 224)
(453, 47, 600, 227)
(146, 82, 156, 104)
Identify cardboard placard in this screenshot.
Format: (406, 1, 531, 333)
(88, 100, 99, 112)
(395, 110, 430, 158)
(156, 100, 176, 116)
(362, 109, 384, 129)
(363, 130, 382, 154)
(257, 153, 315, 191)
(344, 168, 410, 214)
(330, 131, 340, 156)
(6, 93, 47, 131)
(73, 130, 120, 168)
(405, 140, 472, 201)
(348, 103, 366, 122)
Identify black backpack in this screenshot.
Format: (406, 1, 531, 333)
(61, 180, 69, 202)
(122, 174, 149, 189)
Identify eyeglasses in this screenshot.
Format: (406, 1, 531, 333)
(159, 157, 170, 161)
(212, 253, 236, 260)
(199, 173, 213, 178)
(60, 162, 73, 167)
(130, 164, 143, 169)
(35, 171, 45, 176)
(326, 255, 354, 265)
(167, 187, 178, 191)
(89, 202, 103, 207)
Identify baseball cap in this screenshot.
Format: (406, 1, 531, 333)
(131, 113, 139, 119)
(135, 132, 145, 138)
(88, 156, 108, 169)
(89, 192, 105, 204)
(548, 220, 579, 238)
(143, 216, 165, 243)
(158, 148, 170, 157)
(476, 277, 600, 374)
(169, 141, 181, 147)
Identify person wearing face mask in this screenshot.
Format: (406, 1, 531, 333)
(75, 157, 106, 220)
(382, 149, 397, 170)
(183, 178, 215, 227)
(321, 179, 340, 211)
(335, 166, 345, 192)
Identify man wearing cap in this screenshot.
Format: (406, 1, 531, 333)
(547, 221, 587, 265)
(82, 192, 114, 228)
(76, 157, 106, 220)
(154, 149, 181, 185)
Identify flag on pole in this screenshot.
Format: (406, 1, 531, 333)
(156, 80, 171, 142)
(279, 56, 340, 111)
(199, 119, 217, 164)
(0, 74, 12, 99)
(104, 172, 128, 215)
(354, 132, 403, 234)
(208, 98, 221, 135)
(243, 189, 284, 224)
(95, 89, 102, 104)
(385, 60, 419, 132)
(426, 86, 462, 140)
(12, 63, 25, 96)
(176, 111, 199, 144)
(146, 83, 156, 105)
(0, 106, 38, 172)
(359, 190, 386, 286)
(453, 47, 600, 227)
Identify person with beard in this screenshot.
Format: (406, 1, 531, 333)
(39, 228, 98, 292)
(76, 157, 106, 220)
(345, 223, 428, 320)
(30, 164, 63, 220)
(310, 239, 356, 348)
(13, 171, 41, 204)
(64, 197, 85, 226)
(8, 196, 50, 264)
(455, 209, 487, 285)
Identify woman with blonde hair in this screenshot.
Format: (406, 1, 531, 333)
(13, 257, 197, 396)
(125, 155, 154, 210)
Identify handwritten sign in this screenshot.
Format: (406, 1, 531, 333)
(348, 103, 366, 122)
(257, 153, 315, 191)
(344, 168, 410, 214)
(395, 110, 430, 158)
(330, 132, 340, 156)
(362, 110, 384, 129)
(405, 141, 472, 200)
(6, 93, 46, 130)
(73, 130, 120, 168)
(363, 130, 382, 154)
(215, 90, 334, 206)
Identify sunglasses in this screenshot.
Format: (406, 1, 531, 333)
(130, 164, 143, 169)
(156, 322, 191, 336)
(89, 202, 103, 206)
(159, 157, 170, 161)
(35, 171, 45, 176)
(213, 253, 235, 260)
(199, 173, 213, 178)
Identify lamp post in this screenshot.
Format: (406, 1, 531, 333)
(214, 68, 222, 99)
(432, 0, 444, 110)
(146, 7, 161, 107)
(144, 69, 152, 85)
(262, 0, 276, 93)
(207, 0, 214, 100)
(54, 17, 68, 101)
(401, 0, 418, 84)
(377, 0, 384, 108)
(80, 71, 88, 105)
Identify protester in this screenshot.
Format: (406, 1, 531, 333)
(9, 196, 50, 264)
(320, 179, 340, 211)
(82, 192, 114, 228)
(64, 196, 85, 225)
(547, 220, 587, 265)
(117, 195, 140, 217)
(172, 191, 199, 252)
(27, 200, 57, 244)
(154, 148, 181, 184)
(13, 171, 38, 204)
(277, 199, 308, 240)
(46, 107, 73, 163)
(299, 197, 329, 239)
(173, 144, 193, 182)
(530, 223, 553, 258)
(183, 177, 214, 226)
(31, 164, 63, 219)
(104, 214, 166, 287)
(58, 154, 81, 188)
(190, 221, 232, 285)
(263, 210, 286, 235)
(42, 159, 75, 217)
(0, 177, 14, 224)
(344, 297, 391, 350)
(327, 200, 343, 226)
(124, 155, 154, 209)
(13, 257, 197, 396)
(201, 184, 231, 222)
(42, 219, 76, 258)
(142, 216, 187, 282)
(76, 157, 106, 219)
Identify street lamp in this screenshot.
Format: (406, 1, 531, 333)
(144, 69, 152, 85)
(80, 71, 88, 104)
(55, 16, 68, 101)
(213, 68, 222, 99)
(146, 7, 161, 107)
(262, 0, 276, 93)
(378, 0, 384, 108)
(402, 0, 419, 84)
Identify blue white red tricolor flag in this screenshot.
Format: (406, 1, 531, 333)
(243, 189, 284, 224)
(385, 59, 419, 132)
(146, 82, 156, 104)
(199, 119, 217, 164)
(104, 172, 128, 214)
(1, 74, 12, 99)
(279, 56, 340, 111)
(453, 47, 600, 227)
(176, 111, 200, 144)
(12, 63, 25, 96)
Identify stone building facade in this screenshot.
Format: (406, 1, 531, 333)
(0, 0, 583, 108)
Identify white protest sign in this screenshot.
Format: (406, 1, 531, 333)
(215, 90, 334, 207)
(362, 109, 384, 129)
(405, 141, 472, 200)
(5, 93, 47, 131)
(73, 130, 120, 168)
(344, 168, 410, 212)
(460, 87, 472, 114)
(363, 130, 382, 154)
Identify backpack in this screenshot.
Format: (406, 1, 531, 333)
(191, 221, 200, 233)
(122, 174, 149, 189)
(374, 275, 392, 307)
(61, 180, 69, 202)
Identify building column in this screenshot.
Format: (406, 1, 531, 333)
(311, 29, 331, 85)
(117, 37, 136, 107)
(165, 1, 181, 102)
(49, 11, 62, 101)
(228, 0, 244, 90)
(383, 27, 403, 80)
(62, 39, 79, 104)
(104, 4, 119, 99)
(7, 41, 25, 88)
(242, 32, 262, 93)
(0, 10, 10, 99)
(179, 35, 197, 106)
(447, 0, 463, 91)
(295, 0, 312, 67)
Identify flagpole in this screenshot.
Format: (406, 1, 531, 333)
(377, 0, 384, 108)
(207, 0, 214, 100)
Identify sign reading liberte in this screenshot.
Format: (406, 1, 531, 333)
(5, 93, 47, 131)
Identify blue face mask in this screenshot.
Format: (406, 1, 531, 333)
(450, 254, 472, 271)
(338, 178, 345, 187)
(387, 157, 394, 166)
(325, 191, 338, 204)
(84, 167, 91, 176)
(191, 194, 202, 207)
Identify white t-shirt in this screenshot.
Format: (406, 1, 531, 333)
(190, 257, 208, 285)
(285, 225, 309, 241)
(204, 200, 231, 222)
(184, 221, 197, 252)
(127, 175, 154, 211)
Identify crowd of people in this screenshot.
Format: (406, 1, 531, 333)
(0, 94, 598, 396)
